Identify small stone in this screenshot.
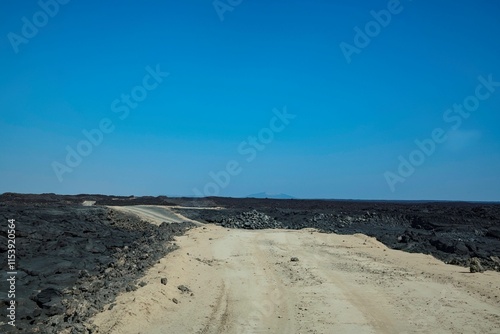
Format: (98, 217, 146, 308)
(172, 298, 179, 304)
(290, 257, 299, 262)
(161, 278, 168, 285)
(178, 285, 191, 293)
(126, 284, 138, 292)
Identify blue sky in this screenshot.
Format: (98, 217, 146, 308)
(1, 0, 499, 201)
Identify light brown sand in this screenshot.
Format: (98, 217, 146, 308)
(91, 221, 500, 334)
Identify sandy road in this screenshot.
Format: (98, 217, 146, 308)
(91, 222, 500, 334)
(107, 205, 203, 226)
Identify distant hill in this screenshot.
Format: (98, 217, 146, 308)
(246, 192, 295, 199)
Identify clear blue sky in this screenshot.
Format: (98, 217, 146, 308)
(1, 0, 499, 201)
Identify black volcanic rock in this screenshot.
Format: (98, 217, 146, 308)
(487, 227, 500, 240)
(0, 196, 194, 334)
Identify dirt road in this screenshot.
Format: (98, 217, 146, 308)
(91, 222, 500, 334)
(107, 205, 203, 226)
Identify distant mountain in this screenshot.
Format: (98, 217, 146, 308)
(246, 192, 295, 199)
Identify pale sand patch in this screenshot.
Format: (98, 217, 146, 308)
(107, 205, 203, 226)
(91, 225, 500, 334)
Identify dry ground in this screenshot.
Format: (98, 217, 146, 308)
(91, 207, 500, 334)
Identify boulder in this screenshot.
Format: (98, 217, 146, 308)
(470, 257, 485, 273)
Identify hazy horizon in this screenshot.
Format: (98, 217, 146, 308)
(3, 191, 500, 204)
(1, 0, 499, 201)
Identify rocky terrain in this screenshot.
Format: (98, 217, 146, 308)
(0, 194, 193, 333)
(0, 193, 499, 333)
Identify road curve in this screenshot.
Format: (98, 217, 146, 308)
(107, 205, 204, 226)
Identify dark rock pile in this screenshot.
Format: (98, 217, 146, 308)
(208, 209, 285, 229)
(0, 200, 193, 334)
